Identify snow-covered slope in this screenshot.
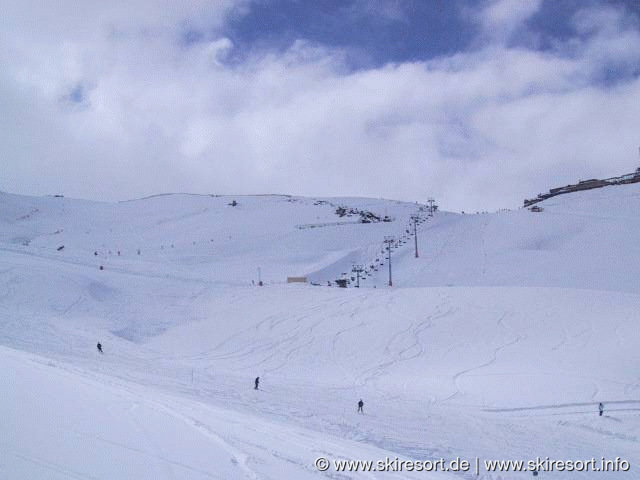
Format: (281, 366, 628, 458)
(0, 192, 425, 286)
(375, 184, 640, 292)
(2, 186, 640, 479)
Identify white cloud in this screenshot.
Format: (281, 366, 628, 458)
(472, 0, 544, 43)
(569, 7, 640, 81)
(1, 2, 640, 212)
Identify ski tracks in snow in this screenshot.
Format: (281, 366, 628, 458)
(445, 311, 525, 403)
(143, 400, 259, 480)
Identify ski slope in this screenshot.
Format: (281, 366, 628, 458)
(2, 186, 640, 479)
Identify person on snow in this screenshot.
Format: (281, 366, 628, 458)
(357, 399, 364, 413)
(599, 402, 604, 416)
(254, 376, 260, 390)
(97, 342, 103, 354)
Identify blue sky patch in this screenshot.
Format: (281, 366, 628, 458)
(217, 0, 640, 71)
(224, 0, 478, 69)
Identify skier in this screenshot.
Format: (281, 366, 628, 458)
(254, 376, 260, 390)
(97, 342, 103, 354)
(599, 402, 604, 416)
(357, 399, 364, 413)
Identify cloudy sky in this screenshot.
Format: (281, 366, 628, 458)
(1, 0, 640, 211)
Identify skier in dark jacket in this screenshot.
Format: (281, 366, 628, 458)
(254, 376, 260, 390)
(97, 342, 103, 354)
(357, 399, 364, 413)
(599, 402, 604, 416)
